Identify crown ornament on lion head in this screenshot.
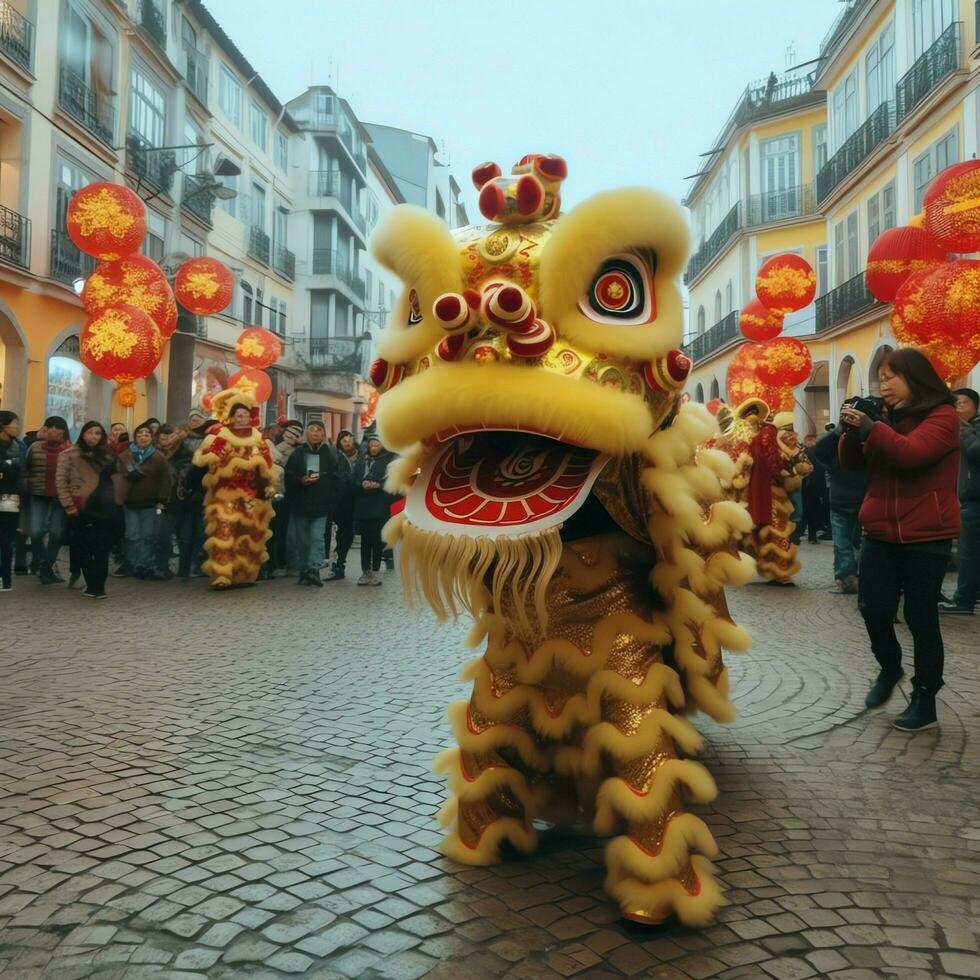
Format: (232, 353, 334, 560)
(372, 155, 754, 928)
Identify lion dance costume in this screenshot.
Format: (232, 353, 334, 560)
(372, 155, 757, 926)
(706, 401, 813, 583)
(193, 388, 274, 588)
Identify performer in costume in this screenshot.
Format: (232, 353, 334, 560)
(193, 387, 275, 589)
(371, 154, 756, 926)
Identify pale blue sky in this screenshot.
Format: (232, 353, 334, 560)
(204, 0, 841, 210)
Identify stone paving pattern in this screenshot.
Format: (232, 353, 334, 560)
(0, 542, 978, 979)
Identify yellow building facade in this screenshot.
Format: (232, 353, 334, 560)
(685, 0, 980, 434)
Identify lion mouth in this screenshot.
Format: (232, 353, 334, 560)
(405, 430, 609, 539)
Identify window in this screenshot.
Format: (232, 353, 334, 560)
(725, 280, 733, 313)
(274, 204, 288, 251)
(832, 69, 858, 148)
(219, 66, 241, 127)
(249, 101, 267, 150)
(54, 156, 92, 233)
(713, 290, 722, 323)
(696, 305, 706, 336)
(129, 66, 167, 147)
(179, 233, 203, 258)
(278, 300, 286, 335)
(365, 267, 373, 300)
(867, 181, 896, 243)
(865, 22, 895, 113)
(813, 124, 828, 175)
(63, 2, 114, 107)
(217, 172, 238, 217)
(436, 189, 445, 219)
(911, 0, 955, 59)
(833, 211, 860, 285)
(275, 132, 288, 172)
(242, 282, 253, 324)
(816, 245, 829, 296)
(256, 287, 264, 326)
(143, 210, 165, 263)
(251, 181, 266, 230)
(311, 291, 330, 338)
(913, 129, 958, 211)
(846, 211, 859, 279)
(183, 119, 206, 173)
(180, 15, 196, 48)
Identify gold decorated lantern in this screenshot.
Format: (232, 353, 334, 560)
(66, 182, 147, 261)
(755, 253, 816, 314)
(82, 255, 178, 339)
(80, 304, 164, 386)
(739, 298, 783, 342)
(865, 225, 947, 303)
(229, 366, 272, 404)
(235, 327, 283, 370)
(923, 160, 980, 252)
(174, 257, 234, 315)
(755, 337, 813, 389)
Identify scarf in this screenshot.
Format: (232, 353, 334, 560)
(129, 443, 156, 466)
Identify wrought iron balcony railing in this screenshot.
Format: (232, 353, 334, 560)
(311, 249, 367, 299)
(685, 203, 740, 284)
(58, 66, 115, 147)
(896, 22, 961, 125)
(50, 229, 95, 286)
(127, 135, 176, 194)
(248, 225, 271, 265)
(0, 204, 30, 269)
(816, 100, 895, 203)
(181, 174, 215, 226)
(273, 244, 295, 281)
(136, 0, 166, 48)
(745, 184, 817, 227)
(305, 336, 370, 374)
(815, 272, 883, 332)
(0, 1, 33, 72)
(183, 43, 208, 105)
(683, 311, 739, 365)
(309, 170, 342, 198)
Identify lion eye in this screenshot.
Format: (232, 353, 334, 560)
(578, 251, 656, 326)
(407, 288, 423, 326)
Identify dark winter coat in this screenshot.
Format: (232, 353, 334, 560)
(957, 413, 980, 503)
(0, 438, 26, 499)
(118, 448, 172, 510)
(285, 441, 343, 518)
(353, 451, 396, 522)
(812, 429, 867, 511)
(839, 403, 960, 544)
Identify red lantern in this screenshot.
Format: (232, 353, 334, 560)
(705, 398, 724, 415)
(755, 253, 816, 313)
(174, 257, 234, 315)
(228, 367, 273, 404)
(726, 343, 768, 406)
(893, 261, 980, 347)
(755, 337, 813, 388)
(80, 305, 163, 384)
(82, 255, 177, 340)
(865, 225, 948, 303)
(923, 160, 980, 252)
(739, 298, 784, 342)
(66, 182, 147, 261)
(116, 383, 138, 408)
(235, 327, 283, 369)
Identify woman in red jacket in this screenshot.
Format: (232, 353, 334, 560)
(839, 348, 960, 732)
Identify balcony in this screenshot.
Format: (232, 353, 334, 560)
(181, 174, 214, 226)
(0, 204, 30, 270)
(58, 66, 115, 147)
(311, 249, 366, 299)
(815, 272, 883, 332)
(273, 244, 295, 281)
(50, 230, 95, 286)
(685, 203, 740, 284)
(127, 135, 176, 194)
(183, 44, 208, 105)
(745, 184, 817, 227)
(304, 336, 370, 374)
(0, 1, 33, 72)
(683, 311, 739, 365)
(896, 22, 961, 125)
(731, 70, 819, 130)
(248, 226, 271, 266)
(136, 0, 166, 49)
(816, 100, 895, 203)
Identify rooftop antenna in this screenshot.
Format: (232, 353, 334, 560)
(785, 42, 796, 70)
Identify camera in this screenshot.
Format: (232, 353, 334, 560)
(842, 395, 885, 421)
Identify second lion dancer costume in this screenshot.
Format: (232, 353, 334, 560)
(193, 387, 275, 588)
(371, 155, 757, 926)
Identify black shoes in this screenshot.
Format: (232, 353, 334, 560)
(893, 688, 938, 732)
(865, 669, 904, 709)
(324, 562, 345, 581)
(937, 601, 974, 615)
(39, 566, 64, 585)
(68, 572, 81, 589)
(297, 570, 323, 587)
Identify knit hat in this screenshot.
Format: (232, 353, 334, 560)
(283, 419, 303, 437)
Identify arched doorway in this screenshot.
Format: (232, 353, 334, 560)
(869, 344, 894, 396)
(804, 360, 829, 434)
(710, 377, 720, 400)
(0, 299, 28, 416)
(694, 382, 705, 403)
(45, 334, 90, 438)
(836, 355, 861, 419)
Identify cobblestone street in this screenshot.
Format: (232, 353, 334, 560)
(0, 542, 978, 980)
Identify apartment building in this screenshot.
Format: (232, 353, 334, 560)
(684, 0, 980, 433)
(0, 0, 467, 434)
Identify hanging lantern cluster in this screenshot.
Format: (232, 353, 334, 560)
(875, 159, 980, 381)
(228, 327, 282, 406)
(726, 252, 816, 413)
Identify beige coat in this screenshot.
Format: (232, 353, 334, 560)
(55, 445, 102, 512)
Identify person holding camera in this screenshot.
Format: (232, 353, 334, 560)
(117, 424, 173, 580)
(839, 348, 960, 732)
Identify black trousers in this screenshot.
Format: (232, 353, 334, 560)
(357, 518, 385, 573)
(858, 537, 950, 694)
(329, 507, 355, 567)
(76, 516, 113, 595)
(0, 511, 18, 588)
